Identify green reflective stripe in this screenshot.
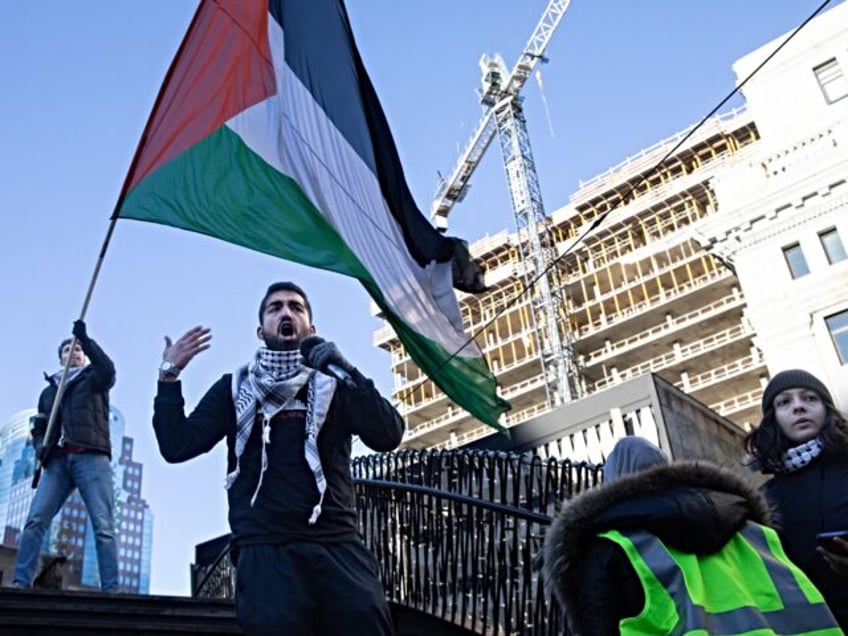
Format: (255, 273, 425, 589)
(628, 529, 840, 634)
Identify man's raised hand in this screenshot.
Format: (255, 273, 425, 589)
(162, 326, 212, 372)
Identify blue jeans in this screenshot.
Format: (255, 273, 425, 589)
(13, 452, 118, 592)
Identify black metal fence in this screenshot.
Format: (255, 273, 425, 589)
(353, 449, 601, 635)
(195, 449, 602, 634)
(192, 545, 236, 601)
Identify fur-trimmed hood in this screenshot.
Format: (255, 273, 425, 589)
(543, 460, 771, 626)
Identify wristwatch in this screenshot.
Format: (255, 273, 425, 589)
(159, 359, 181, 380)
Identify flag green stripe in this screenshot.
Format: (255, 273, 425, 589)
(374, 301, 509, 432)
(120, 126, 509, 427)
(121, 126, 366, 278)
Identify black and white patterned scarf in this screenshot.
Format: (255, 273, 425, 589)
(51, 365, 86, 387)
(775, 436, 823, 473)
(227, 348, 336, 523)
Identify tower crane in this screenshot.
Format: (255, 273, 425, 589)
(431, 0, 580, 408)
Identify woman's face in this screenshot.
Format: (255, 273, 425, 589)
(773, 388, 827, 444)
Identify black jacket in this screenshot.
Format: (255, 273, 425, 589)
(153, 367, 404, 544)
(542, 461, 772, 635)
(32, 335, 115, 464)
(763, 453, 848, 629)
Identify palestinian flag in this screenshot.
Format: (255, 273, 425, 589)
(114, 0, 510, 429)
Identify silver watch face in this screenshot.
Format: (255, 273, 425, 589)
(160, 360, 178, 375)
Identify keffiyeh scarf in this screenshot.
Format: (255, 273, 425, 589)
(775, 436, 823, 473)
(227, 348, 336, 523)
(51, 365, 86, 387)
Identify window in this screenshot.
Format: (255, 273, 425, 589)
(783, 242, 810, 278)
(819, 227, 847, 264)
(814, 58, 848, 104)
(827, 310, 848, 364)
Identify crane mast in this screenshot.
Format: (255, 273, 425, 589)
(430, 0, 571, 229)
(432, 0, 580, 408)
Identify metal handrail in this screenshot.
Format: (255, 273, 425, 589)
(192, 543, 235, 601)
(361, 479, 554, 524)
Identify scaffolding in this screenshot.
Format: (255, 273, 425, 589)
(376, 107, 768, 449)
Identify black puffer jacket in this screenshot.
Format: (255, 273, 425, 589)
(542, 461, 772, 635)
(763, 453, 848, 629)
(32, 334, 115, 463)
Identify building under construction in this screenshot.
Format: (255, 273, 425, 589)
(374, 2, 848, 450)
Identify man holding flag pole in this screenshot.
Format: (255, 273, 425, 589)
(12, 321, 118, 592)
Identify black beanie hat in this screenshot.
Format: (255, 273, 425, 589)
(761, 369, 833, 413)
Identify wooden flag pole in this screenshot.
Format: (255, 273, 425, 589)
(32, 218, 120, 488)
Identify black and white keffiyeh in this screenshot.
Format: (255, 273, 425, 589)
(51, 365, 86, 387)
(227, 348, 336, 523)
(775, 436, 823, 473)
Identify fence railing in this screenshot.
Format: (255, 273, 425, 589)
(192, 544, 235, 601)
(195, 449, 603, 635)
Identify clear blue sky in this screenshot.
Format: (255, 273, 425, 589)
(0, 0, 837, 596)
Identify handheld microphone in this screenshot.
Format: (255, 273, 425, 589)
(299, 336, 356, 388)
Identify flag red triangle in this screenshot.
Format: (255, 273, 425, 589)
(124, 1, 275, 194)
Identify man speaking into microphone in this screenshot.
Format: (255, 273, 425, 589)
(151, 281, 404, 635)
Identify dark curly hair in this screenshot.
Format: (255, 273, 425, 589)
(744, 397, 848, 474)
(258, 282, 312, 323)
(57, 338, 73, 359)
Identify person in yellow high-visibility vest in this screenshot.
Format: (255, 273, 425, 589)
(542, 436, 841, 635)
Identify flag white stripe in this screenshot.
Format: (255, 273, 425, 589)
(226, 17, 476, 357)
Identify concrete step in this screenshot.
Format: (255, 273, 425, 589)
(0, 588, 483, 635)
(0, 588, 239, 634)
